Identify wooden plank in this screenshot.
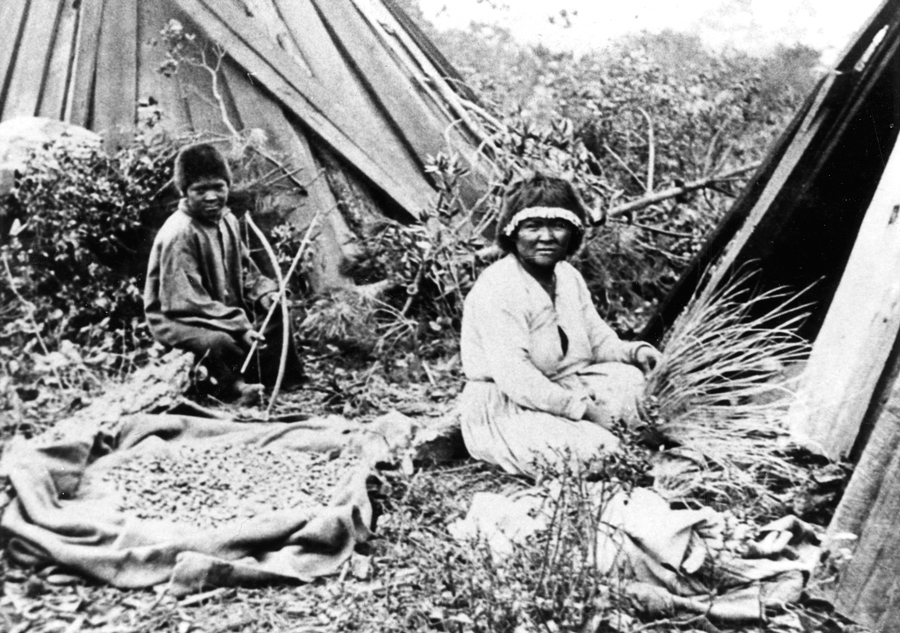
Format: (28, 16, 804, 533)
(830, 355, 900, 538)
(833, 0, 900, 74)
(223, 61, 349, 289)
(692, 47, 856, 298)
(223, 61, 333, 214)
(642, 2, 900, 344)
(784, 135, 900, 459)
(172, 0, 431, 217)
(382, 0, 479, 103)
(68, 0, 106, 127)
(361, 0, 485, 141)
(639, 75, 826, 343)
(2, 0, 62, 119)
(272, 0, 428, 200)
(37, 0, 79, 120)
(240, 0, 312, 76)
(348, 0, 489, 203)
(136, 0, 193, 133)
(311, 0, 449, 167)
(829, 434, 900, 629)
(272, 0, 364, 97)
(0, 1, 31, 113)
(828, 337, 900, 633)
(92, 0, 138, 146)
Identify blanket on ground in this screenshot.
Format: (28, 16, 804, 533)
(450, 486, 821, 624)
(0, 414, 376, 596)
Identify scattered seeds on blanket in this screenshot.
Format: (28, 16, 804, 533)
(89, 443, 360, 531)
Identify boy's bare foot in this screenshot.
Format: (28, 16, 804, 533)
(232, 380, 264, 406)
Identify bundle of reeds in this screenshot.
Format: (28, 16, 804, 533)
(645, 268, 812, 504)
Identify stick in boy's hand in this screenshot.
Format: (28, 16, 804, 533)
(238, 202, 334, 376)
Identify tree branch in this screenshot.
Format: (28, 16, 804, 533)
(606, 162, 760, 220)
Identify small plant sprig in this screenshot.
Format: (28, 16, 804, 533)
(366, 455, 652, 633)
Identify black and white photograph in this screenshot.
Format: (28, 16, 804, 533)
(0, 0, 895, 631)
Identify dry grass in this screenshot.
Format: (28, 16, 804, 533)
(645, 269, 813, 505)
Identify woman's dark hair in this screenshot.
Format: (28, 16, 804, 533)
(495, 173, 588, 255)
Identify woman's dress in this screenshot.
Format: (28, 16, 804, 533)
(459, 254, 647, 475)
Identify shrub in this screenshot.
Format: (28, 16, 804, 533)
(1, 132, 178, 376)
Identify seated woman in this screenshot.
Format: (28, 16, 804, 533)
(459, 174, 661, 475)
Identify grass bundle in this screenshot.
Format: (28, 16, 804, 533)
(645, 268, 813, 501)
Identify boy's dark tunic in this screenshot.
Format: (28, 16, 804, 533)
(144, 201, 301, 389)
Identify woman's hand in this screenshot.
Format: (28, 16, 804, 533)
(633, 344, 662, 374)
(582, 401, 615, 431)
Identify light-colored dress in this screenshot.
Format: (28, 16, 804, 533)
(459, 254, 647, 475)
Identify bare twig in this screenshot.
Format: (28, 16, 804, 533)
(179, 587, 231, 607)
(603, 143, 647, 192)
(209, 616, 258, 633)
(631, 613, 707, 632)
(606, 162, 760, 219)
(242, 164, 301, 191)
(249, 146, 324, 194)
(638, 108, 655, 192)
(190, 44, 240, 138)
(2, 253, 67, 388)
(614, 219, 695, 239)
(400, 250, 435, 318)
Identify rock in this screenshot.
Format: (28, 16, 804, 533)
(0, 117, 101, 197)
(358, 409, 467, 467)
(410, 409, 467, 466)
(355, 410, 417, 466)
(350, 554, 373, 580)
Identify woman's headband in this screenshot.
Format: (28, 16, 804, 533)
(501, 206, 584, 237)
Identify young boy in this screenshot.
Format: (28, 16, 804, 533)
(144, 143, 302, 403)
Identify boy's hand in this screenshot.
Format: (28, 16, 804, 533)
(260, 292, 279, 311)
(242, 329, 265, 349)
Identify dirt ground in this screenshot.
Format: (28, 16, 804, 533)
(0, 355, 868, 633)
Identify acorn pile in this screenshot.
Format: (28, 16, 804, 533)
(96, 443, 361, 531)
